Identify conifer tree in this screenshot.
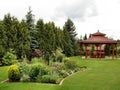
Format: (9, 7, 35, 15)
(63, 28, 74, 56)
(26, 7, 39, 60)
(0, 21, 6, 63)
(16, 20, 31, 60)
(63, 18, 78, 56)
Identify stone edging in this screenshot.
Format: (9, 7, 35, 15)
(59, 68, 90, 86)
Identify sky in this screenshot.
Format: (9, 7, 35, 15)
(0, 0, 120, 40)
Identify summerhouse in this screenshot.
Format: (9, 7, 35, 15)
(80, 31, 117, 59)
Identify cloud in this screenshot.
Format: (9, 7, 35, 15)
(54, 0, 98, 21)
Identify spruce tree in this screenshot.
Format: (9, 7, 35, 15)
(25, 7, 39, 60)
(63, 18, 78, 56)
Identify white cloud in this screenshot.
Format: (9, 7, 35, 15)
(0, 0, 120, 39)
(54, 0, 97, 21)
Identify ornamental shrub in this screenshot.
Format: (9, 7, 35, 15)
(64, 57, 70, 63)
(41, 75, 57, 84)
(64, 60, 78, 70)
(20, 74, 30, 82)
(8, 65, 20, 82)
(55, 48, 65, 62)
(17, 62, 30, 77)
(29, 63, 48, 82)
(29, 64, 40, 82)
(2, 52, 17, 65)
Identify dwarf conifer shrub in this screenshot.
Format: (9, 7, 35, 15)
(8, 65, 20, 82)
(2, 52, 17, 65)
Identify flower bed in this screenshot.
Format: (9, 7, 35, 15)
(7, 58, 87, 84)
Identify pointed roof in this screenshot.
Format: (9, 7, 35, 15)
(82, 31, 117, 44)
(92, 30, 106, 36)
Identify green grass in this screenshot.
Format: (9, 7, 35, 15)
(0, 66, 8, 82)
(59, 57, 120, 90)
(0, 83, 58, 90)
(1, 56, 120, 90)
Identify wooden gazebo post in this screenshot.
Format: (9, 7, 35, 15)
(115, 44, 117, 58)
(80, 42, 82, 58)
(99, 44, 102, 59)
(108, 44, 110, 57)
(95, 44, 99, 58)
(112, 44, 115, 59)
(85, 44, 88, 59)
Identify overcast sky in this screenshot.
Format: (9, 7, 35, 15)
(0, 0, 120, 40)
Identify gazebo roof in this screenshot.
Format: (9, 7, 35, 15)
(82, 31, 117, 44)
(92, 30, 106, 36)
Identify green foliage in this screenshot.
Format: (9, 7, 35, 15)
(64, 60, 78, 70)
(16, 20, 31, 60)
(31, 57, 42, 64)
(55, 48, 65, 62)
(8, 65, 20, 82)
(18, 63, 30, 82)
(17, 62, 30, 76)
(0, 21, 6, 64)
(64, 57, 70, 63)
(45, 52, 50, 65)
(52, 62, 67, 78)
(63, 18, 78, 56)
(41, 75, 57, 84)
(29, 64, 40, 82)
(0, 13, 31, 62)
(59, 70, 69, 78)
(35, 19, 46, 53)
(63, 29, 74, 56)
(0, 12, 79, 62)
(3, 57, 120, 90)
(26, 7, 39, 60)
(36, 19, 65, 57)
(20, 74, 30, 82)
(29, 63, 48, 82)
(3, 14, 19, 51)
(2, 51, 17, 65)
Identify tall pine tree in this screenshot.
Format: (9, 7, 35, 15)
(63, 18, 78, 56)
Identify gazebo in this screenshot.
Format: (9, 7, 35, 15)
(80, 31, 117, 59)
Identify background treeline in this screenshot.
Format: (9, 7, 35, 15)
(0, 8, 80, 64)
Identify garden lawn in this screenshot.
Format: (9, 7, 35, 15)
(1, 57, 120, 90)
(0, 66, 8, 82)
(59, 57, 120, 90)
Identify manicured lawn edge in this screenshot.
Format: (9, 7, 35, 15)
(59, 67, 88, 85)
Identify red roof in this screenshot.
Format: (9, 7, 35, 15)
(82, 31, 117, 44)
(92, 30, 106, 36)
